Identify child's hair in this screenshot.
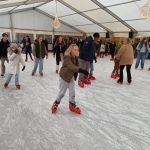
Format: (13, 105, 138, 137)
(2, 33, 8, 37)
(64, 44, 78, 56)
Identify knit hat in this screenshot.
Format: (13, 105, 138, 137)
(10, 43, 18, 49)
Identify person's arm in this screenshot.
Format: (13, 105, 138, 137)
(136, 43, 140, 50)
(32, 45, 36, 56)
(8, 51, 17, 61)
(65, 56, 80, 72)
(115, 45, 126, 61)
(53, 45, 56, 56)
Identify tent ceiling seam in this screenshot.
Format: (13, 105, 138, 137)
(91, 0, 137, 32)
(35, 8, 85, 34)
(58, 0, 112, 33)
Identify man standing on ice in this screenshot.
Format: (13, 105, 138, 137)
(78, 33, 100, 88)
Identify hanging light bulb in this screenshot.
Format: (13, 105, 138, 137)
(51, 14, 61, 28)
(140, 0, 150, 19)
(51, 0, 61, 28)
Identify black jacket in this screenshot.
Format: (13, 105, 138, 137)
(0, 39, 10, 58)
(53, 44, 66, 55)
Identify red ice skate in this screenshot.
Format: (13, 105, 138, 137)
(110, 58, 114, 61)
(4, 83, 8, 88)
(40, 73, 43, 76)
(82, 78, 91, 84)
(117, 80, 122, 84)
(89, 74, 96, 80)
(32, 72, 34, 76)
(111, 74, 116, 79)
(56, 70, 58, 74)
(51, 100, 60, 114)
(16, 85, 21, 89)
(78, 80, 84, 88)
(69, 102, 81, 114)
(148, 68, 150, 71)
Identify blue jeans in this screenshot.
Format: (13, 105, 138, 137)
(32, 55, 44, 74)
(6, 74, 19, 85)
(135, 53, 146, 68)
(90, 62, 94, 75)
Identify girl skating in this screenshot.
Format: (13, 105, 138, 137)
(4, 43, 25, 89)
(51, 44, 89, 114)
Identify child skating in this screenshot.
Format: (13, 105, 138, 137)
(51, 44, 89, 114)
(22, 41, 33, 62)
(4, 43, 25, 89)
(111, 42, 122, 79)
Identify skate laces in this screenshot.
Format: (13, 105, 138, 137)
(53, 101, 59, 108)
(71, 103, 79, 110)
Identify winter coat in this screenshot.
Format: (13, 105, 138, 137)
(53, 44, 66, 56)
(110, 43, 116, 54)
(22, 45, 32, 53)
(137, 42, 149, 58)
(59, 56, 80, 83)
(0, 39, 10, 58)
(7, 47, 25, 74)
(79, 36, 95, 62)
(115, 44, 134, 65)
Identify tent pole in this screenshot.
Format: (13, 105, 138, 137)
(10, 13, 14, 42)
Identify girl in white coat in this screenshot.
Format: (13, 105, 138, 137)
(4, 43, 25, 89)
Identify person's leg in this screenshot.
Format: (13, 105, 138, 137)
(29, 52, 33, 60)
(6, 74, 13, 84)
(141, 53, 146, 69)
(90, 62, 94, 75)
(60, 53, 64, 65)
(69, 77, 75, 104)
(56, 77, 68, 103)
(39, 55, 44, 74)
(126, 65, 132, 83)
(79, 59, 87, 81)
(1, 57, 6, 75)
(85, 61, 90, 78)
(56, 54, 60, 71)
(119, 65, 125, 82)
(135, 53, 141, 68)
(32, 57, 39, 73)
(15, 74, 19, 85)
(26, 52, 28, 60)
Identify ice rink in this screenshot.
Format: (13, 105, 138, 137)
(0, 53, 150, 150)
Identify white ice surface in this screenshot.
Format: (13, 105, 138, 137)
(0, 53, 150, 150)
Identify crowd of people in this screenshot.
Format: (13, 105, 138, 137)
(0, 32, 150, 114)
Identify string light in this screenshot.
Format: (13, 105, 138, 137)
(51, 0, 61, 28)
(140, 0, 150, 19)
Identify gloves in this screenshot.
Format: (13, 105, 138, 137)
(22, 66, 25, 71)
(78, 68, 89, 76)
(14, 50, 18, 54)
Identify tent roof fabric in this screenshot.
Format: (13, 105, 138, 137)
(0, 0, 148, 33)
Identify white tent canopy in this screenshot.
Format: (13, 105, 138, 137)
(0, 0, 150, 37)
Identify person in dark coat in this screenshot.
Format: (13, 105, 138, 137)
(44, 38, 49, 51)
(21, 37, 26, 46)
(0, 33, 10, 76)
(53, 36, 66, 74)
(22, 41, 33, 62)
(110, 41, 116, 61)
(78, 33, 100, 88)
(27, 36, 31, 45)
